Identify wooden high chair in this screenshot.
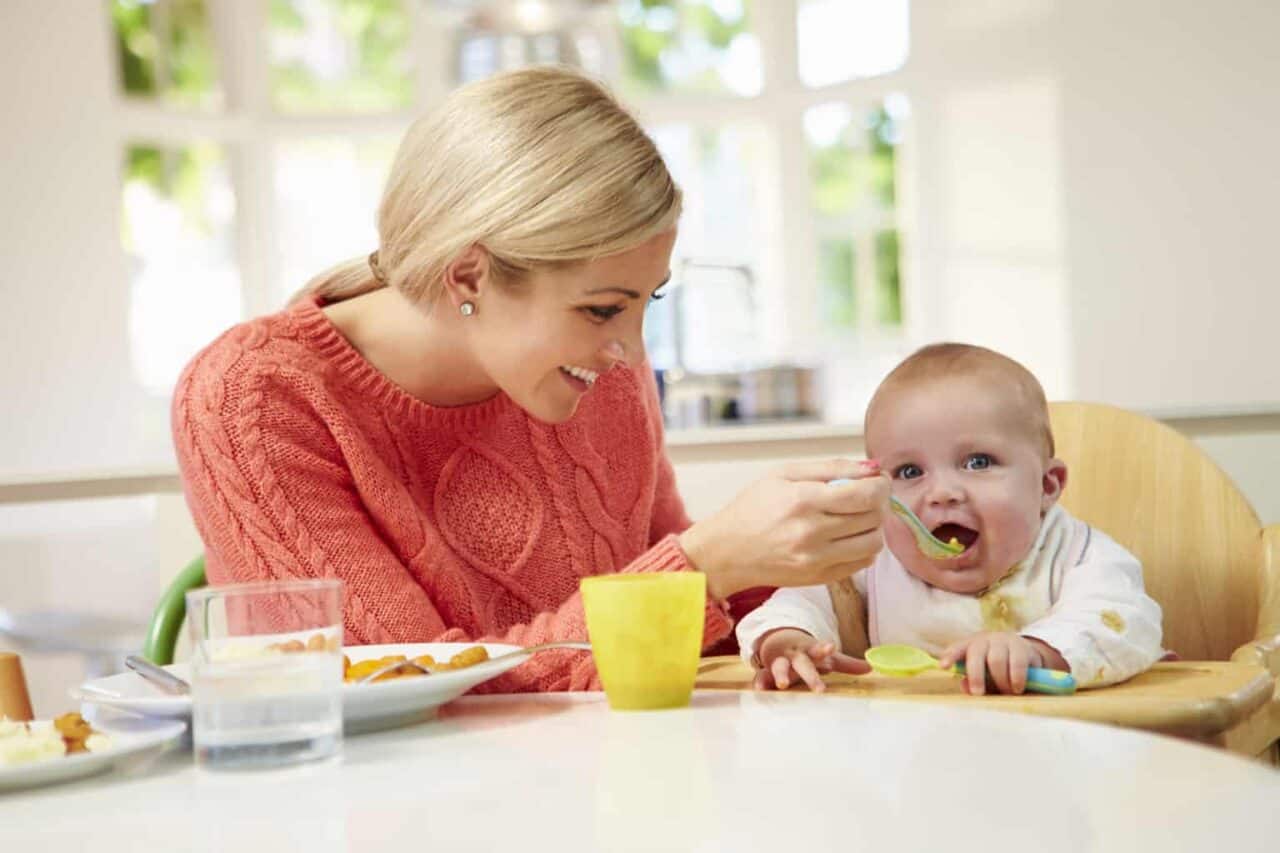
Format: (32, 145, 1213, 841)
(1049, 402, 1280, 758)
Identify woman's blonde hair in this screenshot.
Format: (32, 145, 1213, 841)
(297, 65, 682, 306)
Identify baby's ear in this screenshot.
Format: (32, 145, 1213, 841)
(1041, 458, 1068, 513)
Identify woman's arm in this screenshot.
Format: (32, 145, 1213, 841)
(173, 359, 731, 693)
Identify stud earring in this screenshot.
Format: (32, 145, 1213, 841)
(460, 301, 476, 317)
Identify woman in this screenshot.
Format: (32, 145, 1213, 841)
(173, 66, 886, 691)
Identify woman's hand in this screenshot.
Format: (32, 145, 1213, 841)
(752, 628, 870, 692)
(679, 458, 888, 600)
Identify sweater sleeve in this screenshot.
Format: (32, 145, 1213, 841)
(1020, 528, 1165, 688)
(173, 350, 730, 694)
(734, 584, 842, 666)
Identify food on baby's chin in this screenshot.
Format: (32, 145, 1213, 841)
(0, 713, 112, 767)
(342, 647, 491, 683)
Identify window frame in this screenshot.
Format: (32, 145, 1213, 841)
(107, 0, 918, 383)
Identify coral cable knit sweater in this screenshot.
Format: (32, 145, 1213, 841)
(172, 297, 733, 692)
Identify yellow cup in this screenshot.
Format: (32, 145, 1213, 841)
(580, 572, 706, 710)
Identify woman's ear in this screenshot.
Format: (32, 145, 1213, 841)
(1041, 458, 1068, 514)
(441, 244, 490, 308)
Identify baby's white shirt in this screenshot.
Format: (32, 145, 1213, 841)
(735, 504, 1165, 688)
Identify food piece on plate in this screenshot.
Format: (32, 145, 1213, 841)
(0, 718, 66, 766)
(0, 713, 112, 766)
(54, 712, 96, 754)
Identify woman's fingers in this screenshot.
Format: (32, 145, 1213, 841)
(809, 526, 886, 577)
(779, 458, 879, 484)
(800, 475, 890, 516)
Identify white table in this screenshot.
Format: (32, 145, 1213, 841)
(4, 691, 1279, 852)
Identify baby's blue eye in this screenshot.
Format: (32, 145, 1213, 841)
(963, 453, 994, 471)
(894, 463, 923, 480)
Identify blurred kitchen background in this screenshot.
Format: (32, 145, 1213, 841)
(2, 0, 1278, 712)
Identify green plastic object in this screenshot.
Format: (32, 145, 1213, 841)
(141, 555, 207, 665)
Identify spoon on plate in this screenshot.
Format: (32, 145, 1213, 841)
(125, 655, 190, 695)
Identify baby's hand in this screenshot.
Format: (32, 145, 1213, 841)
(937, 632, 1066, 695)
(752, 628, 870, 692)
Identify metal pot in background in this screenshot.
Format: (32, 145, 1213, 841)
(656, 365, 820, 429)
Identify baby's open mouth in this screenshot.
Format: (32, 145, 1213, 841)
(931, 523, 979, 551)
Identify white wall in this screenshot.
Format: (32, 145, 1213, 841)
(0, 3, 166, 478)
(909, 0, 1279, 410)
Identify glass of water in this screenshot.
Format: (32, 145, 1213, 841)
(186, 579, 343, 770)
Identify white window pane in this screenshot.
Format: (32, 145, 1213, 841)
(797, 0, 909, 88)
(618, 0, 762, 97)
(121, 143, 242, 395)
(110, 0, 224, 109)
(646, 123, 771, 373)
(272, 136, 399, 305)
(451, 6, 609, 86)
(269, 0, 414, 113)
(805, 97, 906, 216)
(805, 98, 907, 331)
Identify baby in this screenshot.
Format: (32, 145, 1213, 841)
(736, 343, 1165, 695)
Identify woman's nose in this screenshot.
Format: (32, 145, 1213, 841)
(602, 336, 641, 368)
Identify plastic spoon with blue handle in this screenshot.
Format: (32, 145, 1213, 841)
(865, 644, 1077, 695)
(829, 478, 965, 559)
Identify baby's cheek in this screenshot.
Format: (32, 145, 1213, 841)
(882, 525, 918, 565)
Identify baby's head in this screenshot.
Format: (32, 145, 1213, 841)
(865, 343, 1067, 595)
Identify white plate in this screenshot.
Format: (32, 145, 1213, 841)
(0, 715, 186, 793)
(72, 643, 547, 734)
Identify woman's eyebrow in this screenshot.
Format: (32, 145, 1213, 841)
(584, 272, 672, 299)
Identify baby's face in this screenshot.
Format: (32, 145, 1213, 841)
(866, 376, 1064, 595)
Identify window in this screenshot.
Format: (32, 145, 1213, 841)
(796, 0, 909, 88)
(122, 142, 241, 395)
(806, 96, 908, 334)
(109, 0, 913, 427)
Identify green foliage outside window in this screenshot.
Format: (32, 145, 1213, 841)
(111, 0, 220, 108)
(618, 0, 753, 95)
(819, 239, 856, 329)
(122, 144, 227, 249)
(809, 105, 897, 218)
(269, 0, 413, 113)
(875, 229, 901, 326)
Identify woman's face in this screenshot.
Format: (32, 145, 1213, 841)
(464, 228, 676, 423)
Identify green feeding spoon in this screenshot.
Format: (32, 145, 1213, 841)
(865, 644, 1077, 695)
(829, 479, 965, 559)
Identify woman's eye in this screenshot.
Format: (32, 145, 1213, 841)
(584, 305, 624, 321)
(893, 464, 923, 480)
(649, 288, 667, 302)
(963, 453, 994, 471)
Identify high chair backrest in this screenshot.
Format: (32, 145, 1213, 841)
(1049, 402, 1280, 661)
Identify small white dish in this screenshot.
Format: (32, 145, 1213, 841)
(0, 715, 186, 793)
(73, 642, 562, 733)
